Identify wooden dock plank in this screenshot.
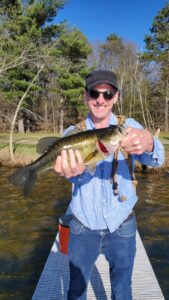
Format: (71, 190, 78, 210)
(32, 231, 165, 300)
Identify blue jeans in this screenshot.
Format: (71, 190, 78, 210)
(67, 213, 136, 300)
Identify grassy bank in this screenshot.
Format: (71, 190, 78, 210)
(0, 132, 58, 167)
(0, 131, 169, 170)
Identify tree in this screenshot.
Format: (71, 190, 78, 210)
(54, 28, 92, 130)
(0, 0, 66, 132)
(89, 34, 150, 125)
(143, 3, 169, 131)
(0, 0, 67, 160)
(0, 0, 93, 142)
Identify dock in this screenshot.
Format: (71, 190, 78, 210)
(32, 231, 165, 300)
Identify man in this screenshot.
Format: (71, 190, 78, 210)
(55, 70, 164, 300)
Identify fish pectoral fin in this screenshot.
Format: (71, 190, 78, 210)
(84, 150, 98, 163)
(84, 150, 100, 175)
(86, 164, 97, 175)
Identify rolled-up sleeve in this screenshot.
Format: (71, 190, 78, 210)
(135, 137, 165, 167)
(67, 170, 93, 185)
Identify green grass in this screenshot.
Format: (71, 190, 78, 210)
(0, 131, 59, 144)
(0, 143, 8, 149)
(159, 132, 169, 140)
(0, 131, 59, 165)
(14, 143, 37, 155)
(0, 130, 169, 167)
(0, 131, 60, 153)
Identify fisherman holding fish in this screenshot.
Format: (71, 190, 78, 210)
(54, 70, 164, 300)
(9, 70, 164, 299)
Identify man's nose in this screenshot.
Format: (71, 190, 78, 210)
(96, 94, 105, 104)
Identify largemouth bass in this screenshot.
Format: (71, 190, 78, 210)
(8, 125, 126, 196)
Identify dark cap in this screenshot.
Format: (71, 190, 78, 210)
(85, 70, 118, 90)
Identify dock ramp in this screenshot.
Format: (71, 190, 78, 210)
(32, 231, 165, 300)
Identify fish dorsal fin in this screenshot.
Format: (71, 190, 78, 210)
(86, 164, 96, 175)
(64, 125, 83, 137)
(36, 120, 86, 154)
(36, 137, 59, 154)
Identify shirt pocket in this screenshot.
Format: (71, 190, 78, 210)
(70, 218, 84, 235)
(117, 215, 136, 238)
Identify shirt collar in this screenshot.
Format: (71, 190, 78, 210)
(85, 112, 118, 130)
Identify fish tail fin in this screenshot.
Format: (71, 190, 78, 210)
(8, 166, 37, 196)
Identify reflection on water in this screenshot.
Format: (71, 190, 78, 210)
(0, 166, 169, 299)
(0, 166, 71, 300)
(135, 171, 169, 299)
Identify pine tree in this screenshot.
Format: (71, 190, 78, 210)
(55, 28, 92, 127)
(0, 1, 92, 136)
(143, 3, 169, 131)
(0, 0, 66, 128)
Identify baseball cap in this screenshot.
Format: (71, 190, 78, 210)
(85, 70, 118, 90)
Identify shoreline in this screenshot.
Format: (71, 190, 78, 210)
(0, 133, 169, 171)
(0, 149, 168, 173)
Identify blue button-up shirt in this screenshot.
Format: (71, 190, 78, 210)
(66, 113, 164, 232)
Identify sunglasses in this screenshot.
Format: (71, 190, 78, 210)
(88, 89, 116, 100)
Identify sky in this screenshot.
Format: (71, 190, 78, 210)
(54, 0, 168, 50)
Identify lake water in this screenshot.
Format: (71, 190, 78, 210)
(0, 166, 169, 299)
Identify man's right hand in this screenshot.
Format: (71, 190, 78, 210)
(54, 149, 85, 178)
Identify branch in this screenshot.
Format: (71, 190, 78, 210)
(9, 64, 44, 160)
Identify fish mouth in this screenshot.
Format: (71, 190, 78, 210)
(97, 126, 125, 155)
(98, 140, 120, 155)
(104, 143, 120, 154)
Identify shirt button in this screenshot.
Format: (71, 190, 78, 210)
(103, 198, 106, 202)
(104, 214, 107, 218)
(120, 195, 127, 201)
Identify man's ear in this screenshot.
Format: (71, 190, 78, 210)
(112, 91, 119, 104)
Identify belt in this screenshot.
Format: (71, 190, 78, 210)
(72, 212, 135, 231)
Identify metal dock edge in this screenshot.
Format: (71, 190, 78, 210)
(32, 231, 165, 300)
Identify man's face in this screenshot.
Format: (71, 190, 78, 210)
(84, 83, 118, 123)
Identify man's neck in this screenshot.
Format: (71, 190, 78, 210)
(91, 113, 112, 129)
(92, 118, 110, 129)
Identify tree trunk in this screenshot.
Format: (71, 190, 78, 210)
(164, 77, 169, 132)
(18, 118, 25, 133)
(138, 87, 147, 128)
(165, 95, 169, 132)
(52, 100, 56, 133)
(9, 65, 44, 161)
(25, 120, 31, 133)
(118, 68, 125, 114)
(44, 102, 48, 132)
(60, 109, 64, 135)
